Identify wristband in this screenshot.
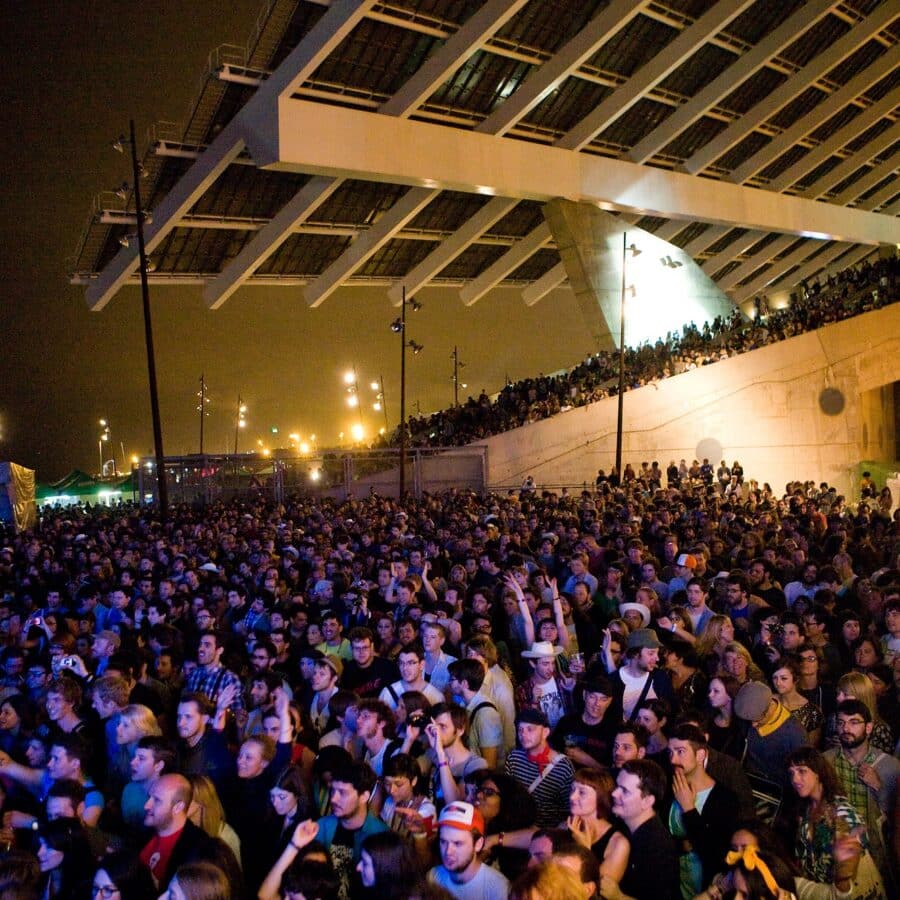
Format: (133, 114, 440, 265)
(438, 760, 450, 769)
(290, 841, 303, 850)
(498, 832, 505, 847)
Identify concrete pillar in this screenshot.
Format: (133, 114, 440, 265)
(543, 200, 734, 350)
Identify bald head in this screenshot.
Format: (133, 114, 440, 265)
(144, 773, 192, 835)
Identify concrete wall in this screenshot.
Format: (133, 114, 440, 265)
(483, 304, 900, 498)
(859, 384, 897, 464)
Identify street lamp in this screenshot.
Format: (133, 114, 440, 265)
(394, 288, 424, 497)
(234, 396, 247, 454)
(372, 376, 389, 433)
(196, 374, 210, 455)
(98, 419, 111, 477)
(112, 120, 168, 519)
(451, 346, 467, 407)
(615, 234, 642, 478)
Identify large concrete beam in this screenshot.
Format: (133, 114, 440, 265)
(258, 98, 900, 245)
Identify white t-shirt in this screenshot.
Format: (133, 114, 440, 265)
(429, 862, 509, 900)
(619, 667, 657, 720)
(532, 678, 565, 728)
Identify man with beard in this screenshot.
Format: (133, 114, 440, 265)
(610, 629, 675, 721)
(316, 761, 387, 899)
(175, 691, 235, 793)
(428, 801, 509, 899)
(140, 773, 228, 891)
(784, 561, 821, 610)
(665, 724, 735, 896)
(184, 631, 243, 713)
(825, 699, 899, 887)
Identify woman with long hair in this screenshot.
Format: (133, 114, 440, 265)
(852, 637, 883, 674)
(706, 674, 742, 757)
(694, 615, 734, 675)
(663, 640, 708, 710)
(356, 829, 424, 899)
(785, 747, 884, 897)
(771, 656, 824, 747)
(33, 816, 94, 899)
(721, 641, 764, 686)
(466, 769, 538, 881)
(566, 768, 629, 888)
(112, 703, 162, 790)
(509, 861, 585, 900)
(0, 693, 32, 761)
(186, 775, 242, 868)
(824, 672, 894, 753)
(91, 850, 157, 900)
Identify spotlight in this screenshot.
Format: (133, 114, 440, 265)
(409, 299, 422, 312)
(409, 340, 424, 355)
(115, 182, 130, 200)
(626, 243, 642, 257)
(112, 135, 126, 153)
(390, 318, 403, 333)
(118, 234, 130, 248)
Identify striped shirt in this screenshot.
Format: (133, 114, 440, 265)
(504, 748, 574, 828)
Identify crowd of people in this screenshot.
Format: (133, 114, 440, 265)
(402, 256, 899, 448)
(0, 458, 897, 899)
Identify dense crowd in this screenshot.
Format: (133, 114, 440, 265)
(403, 256, 899, 448)
(0, 462, 897, 900)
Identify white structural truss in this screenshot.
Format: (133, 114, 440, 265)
(74, 0, 899, 313)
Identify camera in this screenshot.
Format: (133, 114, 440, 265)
(407, 712, 427, 728)
(60, 656, 79, 670)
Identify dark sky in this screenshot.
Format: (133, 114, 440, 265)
(0, 1, 592, 481)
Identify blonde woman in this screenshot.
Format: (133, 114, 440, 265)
(187, 774, 242, 868)
(112, 704, 162, 790)
(510, 861, 585, 900)
(721, 642, 764, 686)
(694, 615, 735, 675)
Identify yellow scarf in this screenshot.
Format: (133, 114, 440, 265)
(756, 701, 790, 737)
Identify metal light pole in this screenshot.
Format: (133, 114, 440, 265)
(615, 233, 626, 478)
(197, 373, 209, 455)
(451, 346, 466, 407)
(234, 396, 246, 454)
(399, 288, 407, 498)
(118, 119, 168, 519)
(614, 234, 641, 479)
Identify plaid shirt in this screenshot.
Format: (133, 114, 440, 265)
(830, 746, 878, 824)
(185, 664, 244, 712)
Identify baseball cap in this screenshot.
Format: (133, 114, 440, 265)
(438, 802, 485, 836)
(676, 554, 698, 569)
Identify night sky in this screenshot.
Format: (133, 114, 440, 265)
(0, 1, 593, 481)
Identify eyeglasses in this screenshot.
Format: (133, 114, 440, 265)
(475, 786, 500, 799)
(92, 886, 120, 898)
(798, 655, 818, 663)
(836, 718, 867, 728)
